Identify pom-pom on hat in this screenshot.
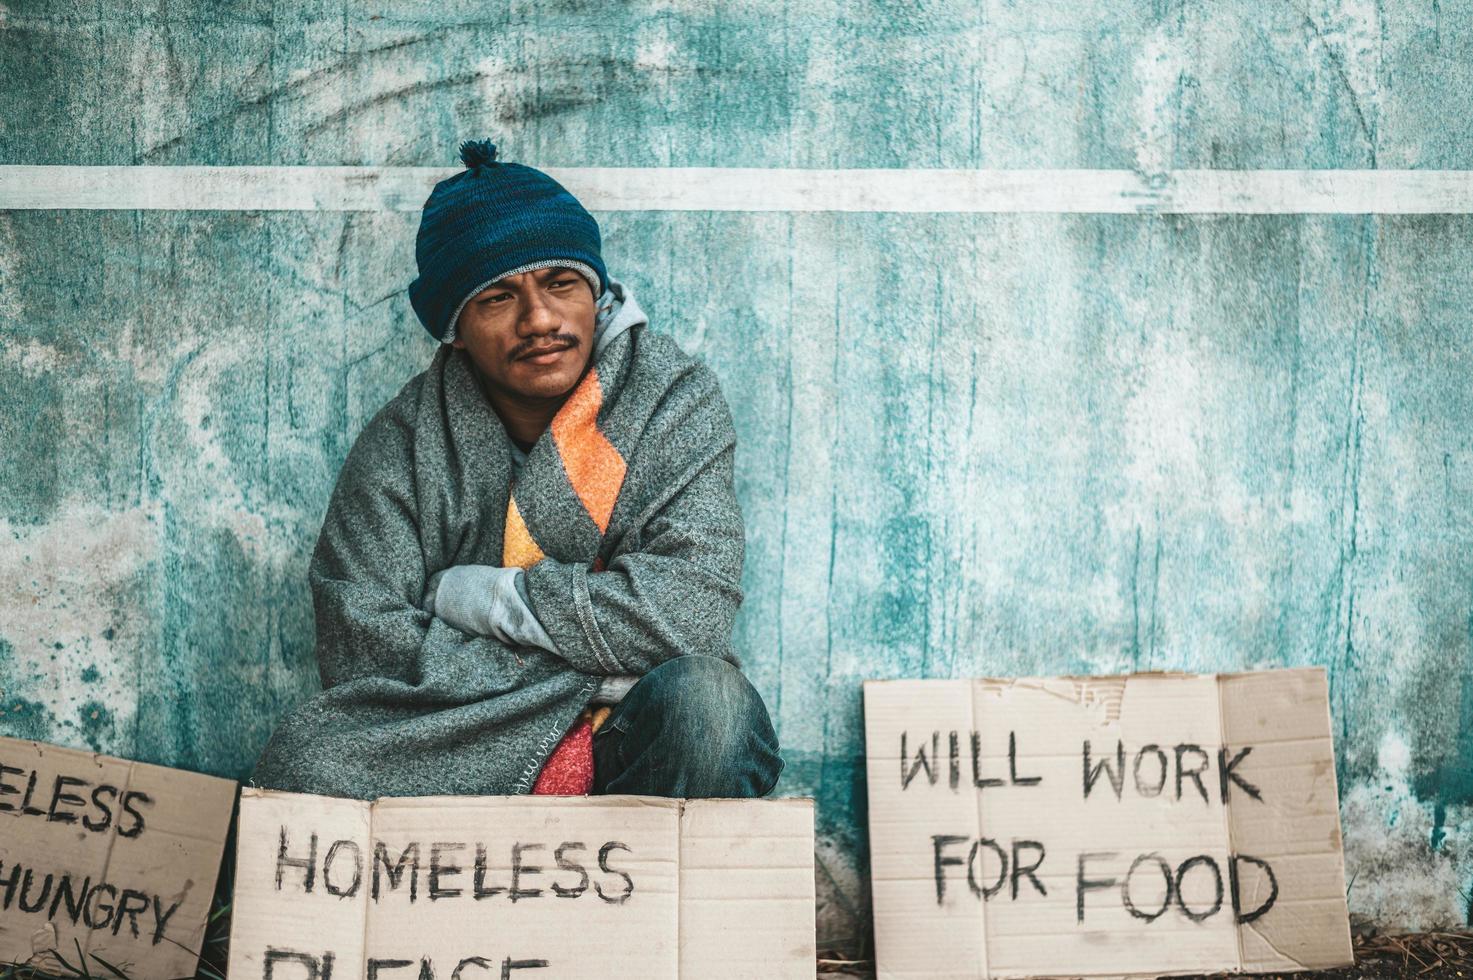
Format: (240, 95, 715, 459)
(408, 139, 608, 343)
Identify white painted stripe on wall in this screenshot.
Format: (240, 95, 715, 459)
(2, 165, 1472, 214)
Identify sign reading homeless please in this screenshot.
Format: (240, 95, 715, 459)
(0, 737, 236, 978)
(864, 668, 1354, 979)
(227, 790, 815, 979)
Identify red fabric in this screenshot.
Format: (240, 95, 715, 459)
(531, 712, 595, 795)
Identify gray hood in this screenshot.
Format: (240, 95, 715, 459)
(592, 275, 647, 357)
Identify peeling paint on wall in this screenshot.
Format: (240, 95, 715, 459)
(0, 499, 161, 752)
(1342, 731, 1473, 927)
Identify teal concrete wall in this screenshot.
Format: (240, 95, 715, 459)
(3, 0, 1472, 951)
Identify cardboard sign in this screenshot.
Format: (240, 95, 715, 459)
(864, 668, 1352, 979)
(0, 737, 237, 978)
(227, 789, 815, 979)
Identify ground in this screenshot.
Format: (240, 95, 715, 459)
(817, 930, 1473, 979)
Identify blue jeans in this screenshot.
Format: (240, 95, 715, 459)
(591, 656, 783, 797)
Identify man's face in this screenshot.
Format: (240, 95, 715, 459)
(451, 265, 597, 401)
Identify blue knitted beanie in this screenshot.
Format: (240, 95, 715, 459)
(408, 139, 608, 343)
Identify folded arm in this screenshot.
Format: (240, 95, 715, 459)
(521, 368, 746, 676)
(310, 402, 564, 697)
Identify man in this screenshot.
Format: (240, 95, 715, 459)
(252, 139, 782, 800)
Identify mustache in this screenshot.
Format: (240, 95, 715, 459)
(510, 333, 581, 361)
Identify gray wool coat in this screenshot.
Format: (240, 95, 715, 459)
(250, 318, 745, 799)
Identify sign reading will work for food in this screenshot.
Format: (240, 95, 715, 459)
(864, 668, 1353, 979)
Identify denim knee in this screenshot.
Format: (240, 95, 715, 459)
(639, 656, 766, 734)
(626, 656, 783, 795)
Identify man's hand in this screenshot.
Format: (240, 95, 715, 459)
(424, 564, 556, 650)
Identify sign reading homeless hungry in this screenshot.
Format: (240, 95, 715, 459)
(0, 737, 237, 978)
(864, 668, 1353, 979)
(227, 790, 815, 979)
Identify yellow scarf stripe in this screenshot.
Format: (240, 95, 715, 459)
(501, 496, 546, 570)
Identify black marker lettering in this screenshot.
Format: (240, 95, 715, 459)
(1174, 855, 1224, 922)
(452, 958, 493, 979)
(18, 869, 53, 913)
(1010, 840, 1047, 898)
(595, 842, 634, 904)
(47, 775, 87, 824)
(20, 770, 45, 815)
(931, 835, 968, 904)
(1083, 739, 1125, 800)
(372, 842, 421, 902)
(264, 948, 334, 979)
(0, 765, 22, 811)
(117, 790, 152, 838)
(324, 840, 362, 898)
(1219, 746, 1262, 802)
(971, 732, 1003, 790)
(0, 863, 17, 911)
(430, 843, 466, 900)
(1008, 733, 1041, 786)
(901, 731, 940, 789)
(510, 843, 543, 902)
(83, 784, 116, 832)
(48, 874, 90, 926)
(1121, 853, 1173, 921)
(83, 883, 116, 929)
(111, 888, 149, 938)
(1175, 744, 1210, 803)
(277, 827, 318, 892)
(966, 839, 1007, 900)
(1133, 745, 1168, 798)
(474, 844, 505, 899)
(552, 842, 589, 898)
(1230, 853, 1279, 923)
(151, 895, 182, 945)
(1075, 852, 1117, 923)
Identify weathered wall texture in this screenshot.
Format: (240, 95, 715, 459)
(3, 0, 1472, 951)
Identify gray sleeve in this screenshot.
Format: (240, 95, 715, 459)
(508, 569, 561, 653)
(591, 674, 640, 705)
(427, 564, 562, 654)
(520, 567, 638, 699)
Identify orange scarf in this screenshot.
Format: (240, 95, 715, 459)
(506, 363, 624, 795)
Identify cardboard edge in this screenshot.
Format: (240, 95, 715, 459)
(370, 793, 681, 811)
(15, 737, 239, 793)
(866, 668, 1328, 690)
